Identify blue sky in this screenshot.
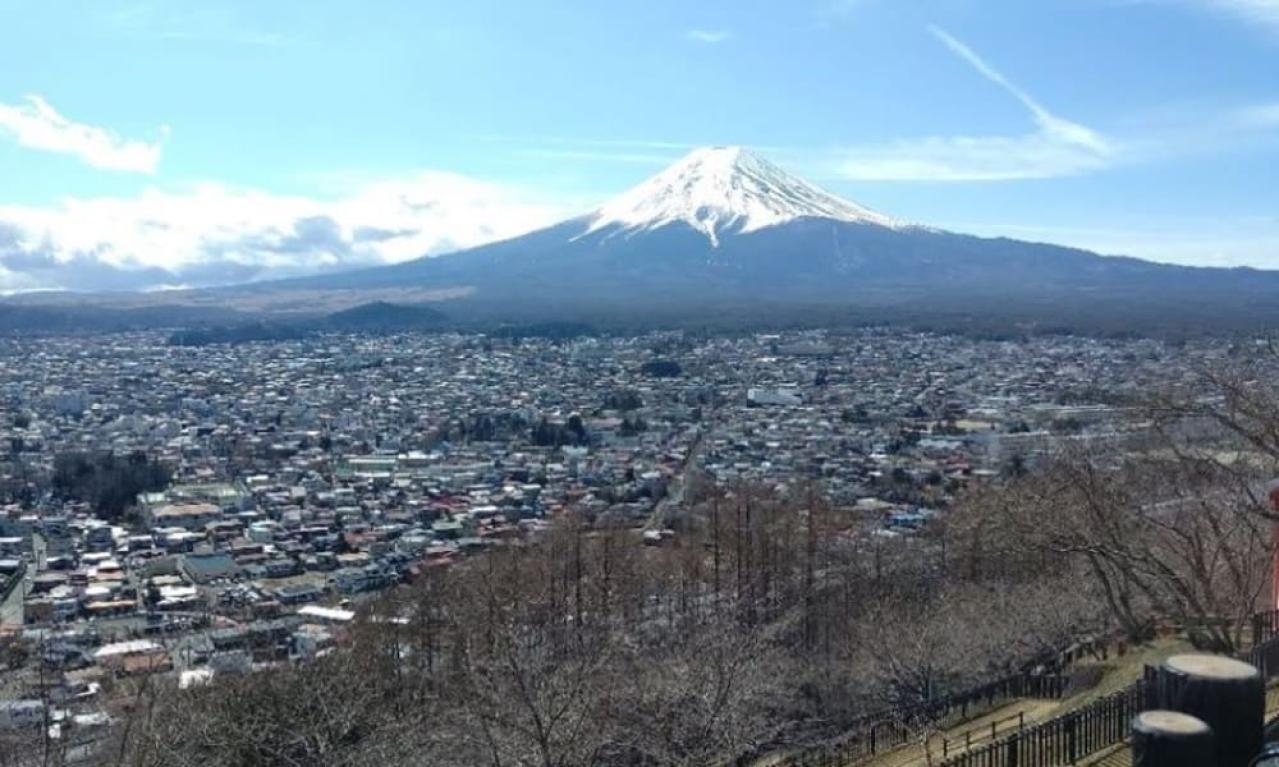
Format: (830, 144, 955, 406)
(1, 0, 1277, 290)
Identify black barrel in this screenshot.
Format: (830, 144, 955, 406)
(1155, 654, 1263, 767)
(1132, 710, 1214, 767)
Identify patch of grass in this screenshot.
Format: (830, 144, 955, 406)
(1059, 637, 1194, 712)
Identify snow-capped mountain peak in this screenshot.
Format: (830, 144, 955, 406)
(583, 146, 899, 246)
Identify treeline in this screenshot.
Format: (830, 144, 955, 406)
(51, 450, 170, 521)
(167, 303, 449, 346)
(105, 486, 1102, 767)
(488, 320, 599, 341)
(168, 322, 306, 347)
(640, 359, 682, 378)
(8, 297, 1275, 345)
(530, 415, 588, 447)
(432, 412, 589, 447)
(946, 362, 1279, 656)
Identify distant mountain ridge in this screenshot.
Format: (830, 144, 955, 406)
(8, 146, 1279, 335)
(272, 147, 1279, 317)
(163, 301, 448, 346)
(325, 300, 447, 331)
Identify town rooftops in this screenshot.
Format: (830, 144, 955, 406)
(94, 639, 162, 658)
(180, 551, 240, 583)
(297, 605, 355, 623)
(151, 503, 221, 519)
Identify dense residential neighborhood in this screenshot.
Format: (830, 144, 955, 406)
(0, 327, 1246, 759)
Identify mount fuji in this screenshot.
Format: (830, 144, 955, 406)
(239, 146, 1279, 325)
(580, 145, 901, 246)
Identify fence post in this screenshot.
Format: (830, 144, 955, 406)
(1066, 714, 1077, 764)
(1007, 734, 1019, 767)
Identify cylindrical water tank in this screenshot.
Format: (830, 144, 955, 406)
(1132, 710, 1214, 767)
(1157, 654, 1263, 767)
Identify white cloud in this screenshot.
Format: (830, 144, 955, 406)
(1234, 101, 1279, 126)
(1219, 0, 1279, 26)
(0, 172, 566, 292)
(686, 29, 732, 44)
(833, 27, 1114, 181)
(0, 95, 166, 173)
(835, 134, 1112, 182)
(927, 27, 1109, 154)
(1176, 0, 1279, 31)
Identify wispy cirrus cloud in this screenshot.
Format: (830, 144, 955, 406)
(686, 29, 732, 44)
(832, 27, 1114, 181)
(833, 134, 1113, 182)
(0, 95, 166, 173)
(1151, 0, 1279, 33)
(1235, 101, 1279, 126)
(928, 26, 1109, 154)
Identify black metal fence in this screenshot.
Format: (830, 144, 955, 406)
(939, 631, 1279, 767)
(771, 617, 1279, 767)
(776, 673, 1068, 767)
(1247, 633, 1279, 677)
(939, 681, 1147, 767)
(940, 710, 1030, 760)
(1253, 609, 1279, 646)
